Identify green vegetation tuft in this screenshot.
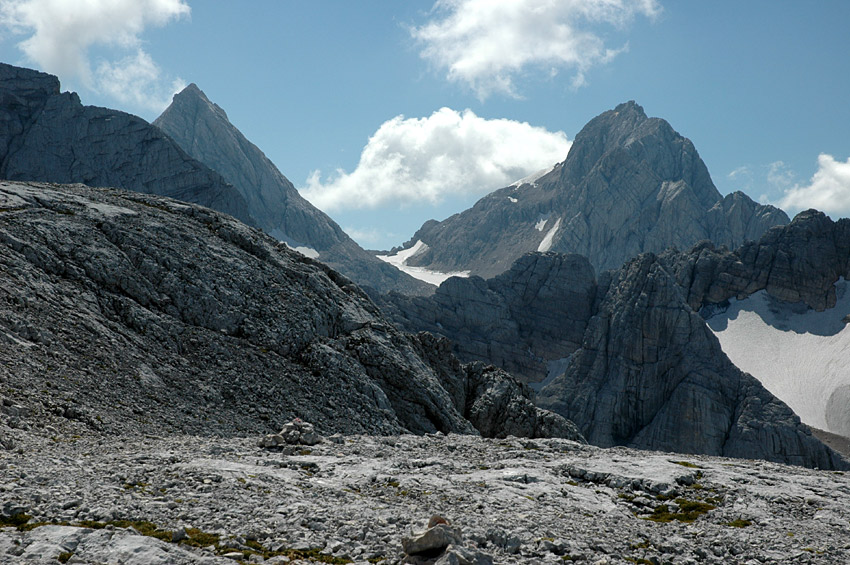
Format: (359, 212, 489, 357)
(725, 519, 753, 528)
(644, 498, 716, 523)
(670, 460, 703, 469)
(0, 513, 32, 529)
(57, 551, 73, 563)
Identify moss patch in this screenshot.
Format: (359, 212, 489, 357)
(644, 498, 716, 523)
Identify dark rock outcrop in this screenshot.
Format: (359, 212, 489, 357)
(400, 101, 788, 278)
(379, 212, 850, 469)
(664, 210, 850, 312)
(153, 84, 432, 295)
(379, 253, 595, 384)
(0, 63, 252, 226)
(0, 180, 576, 441)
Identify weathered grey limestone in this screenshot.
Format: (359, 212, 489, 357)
(0, 63, 253, 226)
(154, 84, 432, 295)
(399, 101, 788, 278)
(2, 433, 850, 564)
(0, 180, 575, 442)
(380, 212, 850, 470)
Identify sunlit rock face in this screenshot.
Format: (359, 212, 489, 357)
(154, 83, 432, 295)
(397, 101, 788, 279)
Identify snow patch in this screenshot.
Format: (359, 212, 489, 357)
(537, 217, 561, 252)
(272, 231, 321, 259)
(535, 218, 548, 232)
(510, 164, 555, 188)
(705, 279, 850, 435)
(508, 197, 518, 203)
(290, 245, 320, 259)
(377, 240, 469, 286)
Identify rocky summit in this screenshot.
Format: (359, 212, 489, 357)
(154, 84, 431, 295)
(0, 180, 576, 443)
(396, 101, 788, 278)
(378, 212, 850, 470)
(0, 63, 252, 228)
(2, 432, 850, 564)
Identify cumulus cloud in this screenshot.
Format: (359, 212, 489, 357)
(411, 0, 661, 98)
(0, 0, 189, 112)
(300, 107, 571, 211)
(779, 154, 850, 218)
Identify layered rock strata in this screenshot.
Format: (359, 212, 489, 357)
(398, 101, 787, 278)
(0, 180, 577, 441)
(379, 212, 850, 469)
(154, 84, 432, 295)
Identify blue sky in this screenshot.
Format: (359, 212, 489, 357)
(1, 1, 849, 250)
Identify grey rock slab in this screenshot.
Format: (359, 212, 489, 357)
(0, 180, 574, 444)
(2, 433, 850, 564)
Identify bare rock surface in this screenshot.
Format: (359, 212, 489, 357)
(154, 84, 431, 295)
(2, 432, 850, 564)
(0, 63, 252, 227)
(399, 101, 787, 278)
(379, 213, 850, 470)
(0, 180, 574, 442)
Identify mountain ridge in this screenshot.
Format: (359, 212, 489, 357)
(154, 83, 433, 295)
(376, 210, 850, 470)
(0, 62, 254, 227)
(399, 101, 788, 278)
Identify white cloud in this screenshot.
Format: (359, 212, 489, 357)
(411, 0, 661, 98)
(779, 154, 850, 218)
(95, 50, 186, 112)
(0, 0, 189, 112)
(767, 160, 796, 192)
(300, 107, 571, 211)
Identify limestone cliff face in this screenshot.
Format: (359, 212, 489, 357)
(378, 211, 850, 469)
(378, 253, 595, 384)
(153, 84, 432, 295)
(0, 180, 577, 442)
(535, 252, 844, 470)
(402, 101, 788, 278)
(0, 63, 252, 226)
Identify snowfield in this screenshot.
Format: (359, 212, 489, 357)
(376, 240, 470, 285)
(537, 217, 561, 252)
(705, 279, 850, 436)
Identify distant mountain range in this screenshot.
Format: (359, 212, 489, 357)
(378, 210, 850, 469)
(392, 101, 788, 278)
(0, 63, 252, 225)
(2, 61, 847, 470)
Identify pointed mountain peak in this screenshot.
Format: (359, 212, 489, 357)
(158, 82, 228, 125)
(612, 100, 646, 118)
(175, 82, 206, 100)
(562, 100, 697, 187)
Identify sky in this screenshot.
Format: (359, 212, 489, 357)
(1, 0, 849, 250)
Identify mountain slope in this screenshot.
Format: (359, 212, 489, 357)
(153, 84, 432, 295)
(0, 63, 253, 226)
(400, 101, 788, 278)
(377, 212, 850, 469)
(0, 180, 577, 442)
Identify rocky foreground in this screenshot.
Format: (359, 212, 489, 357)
(2, 428, 849, 564)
